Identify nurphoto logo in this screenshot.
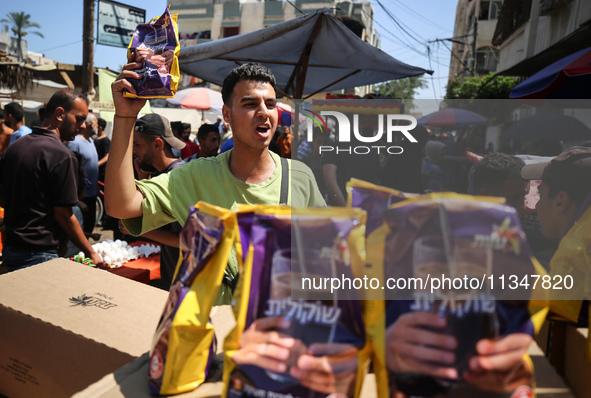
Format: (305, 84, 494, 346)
(69, 294, 117, 309)
(302, 110, 419, 155)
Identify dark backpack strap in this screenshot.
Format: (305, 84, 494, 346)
(280, 157, 289, 205)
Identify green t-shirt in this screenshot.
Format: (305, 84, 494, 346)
(123, 149, 325, 303)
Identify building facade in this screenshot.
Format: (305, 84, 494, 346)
(448, 0, 503, 82)
(491, 0, 591, 77)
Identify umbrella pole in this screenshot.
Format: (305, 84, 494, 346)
(293, 99, 302, 156)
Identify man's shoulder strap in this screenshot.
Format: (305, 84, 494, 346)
(280, 157, 288, 205)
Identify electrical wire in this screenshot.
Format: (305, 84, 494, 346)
(375, 27, 451, 70)
(427, 45, 440, 100)
(38, 40, 82, 53)
(373, 19, 425, 57)
(285, 0, 305, 15)
(391, 0, 452, 32)
(370, 0, 454, 99)
(440, 40, 470, 75)
(375, 0, 426, 46)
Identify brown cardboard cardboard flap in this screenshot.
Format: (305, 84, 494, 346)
(0, 258, 168, 398)
(73, 305, 236, 398)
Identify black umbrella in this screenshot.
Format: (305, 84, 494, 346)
(502, 114, 591, 142)
(178, 8, 432, 100)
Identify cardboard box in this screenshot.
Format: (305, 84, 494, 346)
(73, 351, 379, 398)
(563, 326, 591, 398)
(74, 308, 576, 398)
(0, 258, 169, 398)
(73, 305, 235, 398)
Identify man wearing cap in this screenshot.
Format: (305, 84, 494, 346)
(522, 146, 591, 329)
(105, 59, 324, 303)
(120, 113, 186, 290)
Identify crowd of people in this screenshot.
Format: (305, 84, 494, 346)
(0, 95, 226, 290)
(0, 56, 590, 397)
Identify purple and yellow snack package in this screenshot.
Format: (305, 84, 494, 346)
(366, 193, 548, 398)
(125, 7, 180, 99)
(148, 202, 236, 395)
(223, 206, 371, 398)
(346, 178, 419, 237)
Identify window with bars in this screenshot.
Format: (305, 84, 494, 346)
(480, 0, 504, 20)
(476, 46, 499, 74)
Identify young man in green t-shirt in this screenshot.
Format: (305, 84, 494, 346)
(105, 57, 334, 392)
(105, 60, 324, 227)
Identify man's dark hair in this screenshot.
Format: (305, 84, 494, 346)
(544, 164, 591, 206)
(170, 121, 184, 134)
(97, 117, 107, 130)
(221, 63, 276, 105)
(473, 153, 525, 193)
(138, 130, 174, 153)
(530, 139, 563, 157)
(182, 122, 191, 130)
(30, 119, 43, 128)
(197, 123, 219, 142)
(545, 177, 591, 206)
(411, 125, 429, 148)
(45, 88, 88, 116)
(4, 102, 25, 122)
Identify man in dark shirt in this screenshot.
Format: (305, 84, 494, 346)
(67, 112, 100, 234)
(94, 117, 110, 184)
(171, 121, 199, 159)
(0, 88, 103, 270)
(120, 113, 186, 290)
(185, 124, 220, 161)
(322, 126, 381, 206)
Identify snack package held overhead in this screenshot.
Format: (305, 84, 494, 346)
(223, 206, 370, 398)
(148, 202, 236, 395)
(366, 193, 548, 398)
(125, 7, 180, 99)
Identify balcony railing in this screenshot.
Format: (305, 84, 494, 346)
(540, 0, 572, 16)
(492, 0, 533, 46)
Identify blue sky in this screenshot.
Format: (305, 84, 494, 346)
(4, 0, 457, 99)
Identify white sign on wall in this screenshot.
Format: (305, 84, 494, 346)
(97, 0, 145, 48)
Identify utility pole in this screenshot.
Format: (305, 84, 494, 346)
(82, 0, 95, 98)
(472, 18, 478, 76)
(428, 34, 471, 77)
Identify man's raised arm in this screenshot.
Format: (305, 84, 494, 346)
(104, 54, 146, 219)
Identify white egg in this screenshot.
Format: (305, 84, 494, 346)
(103, 255, 112, 265)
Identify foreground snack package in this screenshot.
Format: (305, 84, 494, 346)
(223, 206, 370, 398)
(149, 203, 236, 395)
(366, 193, 548, 398)
(346, 178, 417, 237)
(125, 7, 180, 99)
